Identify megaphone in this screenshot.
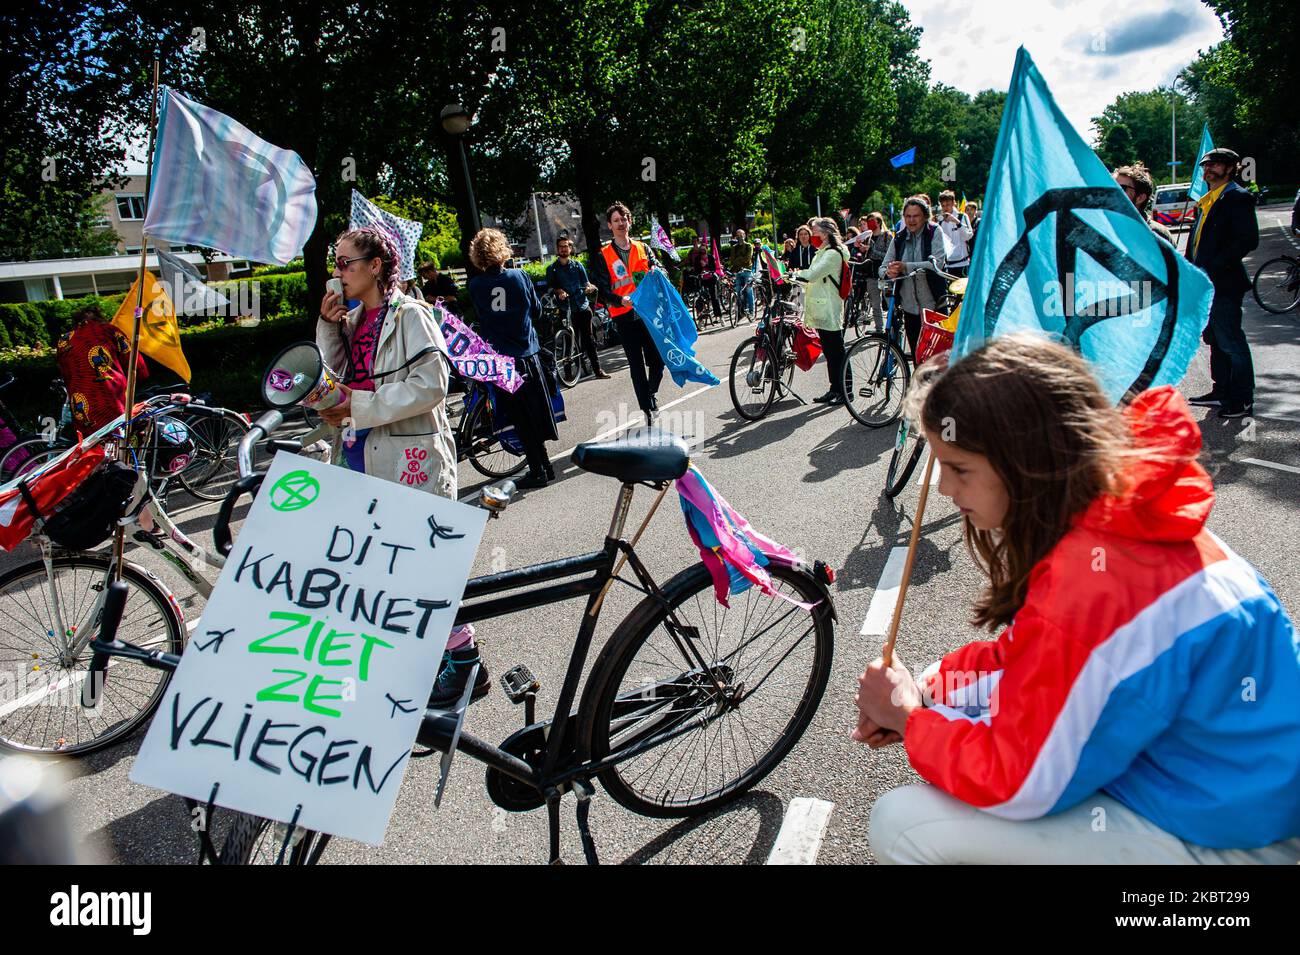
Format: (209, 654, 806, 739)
(262, 341, 345, 411)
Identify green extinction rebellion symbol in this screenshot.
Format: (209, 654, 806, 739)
(269, 470, 320, 512)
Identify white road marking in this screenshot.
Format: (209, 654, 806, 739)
(766, 797, 835, 865)
(1241, 457, 1300, 475)
(860, 546, 908, 636)
(916, 459, 940, 485)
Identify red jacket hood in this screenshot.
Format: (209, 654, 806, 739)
(1077, 386, 1215, 542)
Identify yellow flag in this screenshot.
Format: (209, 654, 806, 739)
(111, 270, 191, 381)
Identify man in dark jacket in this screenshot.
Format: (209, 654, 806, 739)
(1183, 148, 1260, 419)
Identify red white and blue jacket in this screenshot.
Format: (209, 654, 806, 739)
(905, 387, 1300, 849)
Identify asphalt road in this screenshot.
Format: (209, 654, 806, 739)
(7, 206, 1298, 865)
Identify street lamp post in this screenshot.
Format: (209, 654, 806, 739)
(441, 103, 481, 239)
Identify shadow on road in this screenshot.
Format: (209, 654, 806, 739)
(617, 789, 785, 865)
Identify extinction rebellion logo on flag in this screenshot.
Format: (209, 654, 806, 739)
(985, 187, 1183, 398)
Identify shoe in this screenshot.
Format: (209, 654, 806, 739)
(811, 391, 835, 404)
(543, 462, 556, 481)
(594, 369, 611, 380)
(650, 396, 659, 412)
(428, 646, 490, 709)
(825, 393, 846, 406)
(1218, 403, 1253, 419)
(1187, 392, 1223, 407)
(516, 471, 549, 489)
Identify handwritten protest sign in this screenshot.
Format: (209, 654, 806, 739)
(130, 454, 487, 845)
(430, 303, 521, 393)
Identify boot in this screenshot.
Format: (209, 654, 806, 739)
(428, 646, 491, 709)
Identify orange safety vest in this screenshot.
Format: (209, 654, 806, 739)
(601, 240, 650, 317)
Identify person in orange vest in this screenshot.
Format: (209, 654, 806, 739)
(591, 201, 665, 426)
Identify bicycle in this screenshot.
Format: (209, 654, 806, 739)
(684, 273, 726, 330)
(0, 395, 249, 756)
(0, 376, 73, 482)
(549, 294, 615, 388)
(841, 259, 881, 339)
(1252, 253, 1300, 315)
(94, 412, 838, 864)
(840, 262, 959, 430)
(727, 283, 808, 421)
(453, 377, 529, 480)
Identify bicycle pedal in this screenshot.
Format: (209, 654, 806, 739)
(500, 664, 540, 704)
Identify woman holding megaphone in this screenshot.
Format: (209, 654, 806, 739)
(317, 226, 487, 708)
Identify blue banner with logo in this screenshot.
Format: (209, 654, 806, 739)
(629, 270, 721, 388)
(952, 47, 1213, 404)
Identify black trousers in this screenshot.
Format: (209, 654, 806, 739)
(568, 304, 601, 373)
(495, 353, 557, 477)
(901, 310, 922, 358)
(820, 328, 849, 396)
(614, 314, 665, 412)
(1204, 283, 1254, 406)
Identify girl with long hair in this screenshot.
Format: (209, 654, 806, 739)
(856, 335, 1300, 863)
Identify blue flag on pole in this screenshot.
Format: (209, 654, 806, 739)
(143, 88, 318, 265)
(889, 148, 916, 168)
(1187, 122, 1215, 201)
(628, 271, 720, 388)
(952, 47, 1213, 403)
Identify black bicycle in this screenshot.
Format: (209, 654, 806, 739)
(93, 414, 837, 864)
(727, 285, 808, 420)
(1252, 253, 1300, 315)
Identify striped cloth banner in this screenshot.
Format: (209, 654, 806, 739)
(143, 87, 317, 265)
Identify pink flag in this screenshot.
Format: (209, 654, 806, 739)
(711, 236, 724, 277)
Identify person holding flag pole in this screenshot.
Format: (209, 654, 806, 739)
(851, 47, 1300, 864)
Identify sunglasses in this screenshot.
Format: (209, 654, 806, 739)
(335, 254, 377, 270)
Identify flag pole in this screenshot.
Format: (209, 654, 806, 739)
(113, 55, 161, 580)
(882, 449, 936, 669)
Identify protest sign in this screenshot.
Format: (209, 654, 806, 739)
(131, 454, 487, 845)
(431, 303, 522, 394)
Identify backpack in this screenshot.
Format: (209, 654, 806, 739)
(822, 248, 852, 300)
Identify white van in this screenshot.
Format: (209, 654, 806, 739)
(1152, 183, 1195, 230)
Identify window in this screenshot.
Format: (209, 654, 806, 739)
(116, 194, 146, 220)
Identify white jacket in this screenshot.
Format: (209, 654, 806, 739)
(316, 290, 458, 499)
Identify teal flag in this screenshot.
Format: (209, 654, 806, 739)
(629, 270, 720, 388)
(1188, 123, 1214, 201)
(952, 47, 1213, 403)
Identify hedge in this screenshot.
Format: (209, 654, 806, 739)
(0, 270, 309, 352)
(0, 314, 317, 426)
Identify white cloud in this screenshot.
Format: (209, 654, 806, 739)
(903, 0, 1223, 143)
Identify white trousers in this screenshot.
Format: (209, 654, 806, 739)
(869, 784, 1300, 864)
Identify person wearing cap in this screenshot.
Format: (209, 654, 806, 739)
(1183, 147, 1260, 419)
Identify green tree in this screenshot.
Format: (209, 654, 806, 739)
(0, 2, 191, 261)
(1092, 88, 1206, 184)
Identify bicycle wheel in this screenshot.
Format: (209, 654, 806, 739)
(1252, 256, 1300, 315)
(464, 399, 528, 479)
(0, 437, 71, 481)
(0, 555, 183, 755)
(728, 337, 778, 421)
(218, 812, 328, 865)
(885, 418, 927, 499)
(177, 409, 252, 501)
(843, 334, 910, 428)
(718, 282, 736, 326)
(554, 327, 581, 388)
(582, 561, 834, 818)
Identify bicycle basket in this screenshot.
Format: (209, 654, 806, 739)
(0, 442, 107, 551)
(916, 309, 955, 365)
(40, 459, 139, 551)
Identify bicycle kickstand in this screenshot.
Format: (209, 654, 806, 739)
(573, 779, 600, 866)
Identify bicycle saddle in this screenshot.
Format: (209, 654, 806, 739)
(571, 427, 690, 483)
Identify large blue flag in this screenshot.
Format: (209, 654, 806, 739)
(629, 270, 720, 388)
(1188, 122, 1214, 201)
(952, 47, 1213, 403)
(144, 88, 318, 265)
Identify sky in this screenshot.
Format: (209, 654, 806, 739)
(903, 0, 1224, 143)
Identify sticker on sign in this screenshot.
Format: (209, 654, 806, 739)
(130, 454, 488, 846)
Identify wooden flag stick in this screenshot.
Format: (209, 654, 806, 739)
(113, 56, 161, 581)
(881, 449, 936, 669)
